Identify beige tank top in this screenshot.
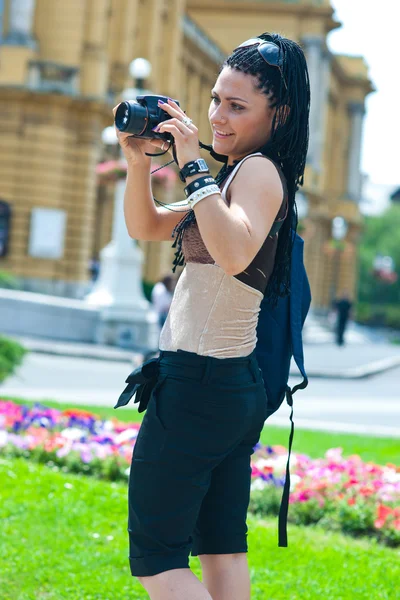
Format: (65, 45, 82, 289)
(159, 154, 288, 358)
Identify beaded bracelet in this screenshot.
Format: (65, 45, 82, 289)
(184, 176, 217, 198)
(188, 184, 220, 209)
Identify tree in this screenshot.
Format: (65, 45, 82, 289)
(357, 206, 400, 327)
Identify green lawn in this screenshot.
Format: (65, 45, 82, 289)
(0, 457, 399, 600)
(6, 396, 400, 465)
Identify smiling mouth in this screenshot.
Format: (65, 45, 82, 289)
(213, 129, 234, 138)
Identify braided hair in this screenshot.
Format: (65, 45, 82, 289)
(172, 32, 310, 305)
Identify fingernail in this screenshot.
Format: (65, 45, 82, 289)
(152, 126, 159, 131)
(158, 100, 165, 105)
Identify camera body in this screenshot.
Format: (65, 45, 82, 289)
(114, 94, 180, 141)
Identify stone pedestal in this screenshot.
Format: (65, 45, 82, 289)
(86, 178, 159, 351)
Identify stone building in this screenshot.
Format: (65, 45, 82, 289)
(0, 0, 373, 308)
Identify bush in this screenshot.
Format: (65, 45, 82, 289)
(355, 303, 400, 330)
(0, 270, 18, 289)
(0, 337, 27, 382)
(249, 486, 282, 516)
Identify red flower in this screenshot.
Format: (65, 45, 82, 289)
(62, 408, 100, 419)
(374, 519, 385, 529)
(376, 504, 394, 527)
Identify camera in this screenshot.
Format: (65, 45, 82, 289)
(114, 94, 180, 141)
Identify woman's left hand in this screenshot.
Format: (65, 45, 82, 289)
(154, 99, 200, 168)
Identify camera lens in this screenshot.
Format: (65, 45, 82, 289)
(115, 101, 149, 136)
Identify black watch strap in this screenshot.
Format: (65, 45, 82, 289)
(179, 158, 210, 183)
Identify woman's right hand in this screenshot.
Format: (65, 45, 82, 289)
(112, 104, 169, 166)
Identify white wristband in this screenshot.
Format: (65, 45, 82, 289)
(188, 184, 220, 209)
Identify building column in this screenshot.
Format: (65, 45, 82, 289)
(302, 37, 324, 171)
(161, 0, 185, 97)
(347, 102, 366, 202)
(108, 0, 140, 94)
(34, 0, 86, 66)
(200, 75, 213, 145)
(80, 0, 110, 97)
(136, 0, 164, 90)
(314, 50, 331, 174)
(3, 0, 36, 47)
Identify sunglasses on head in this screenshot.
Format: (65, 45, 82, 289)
(234, 38, 288, 91)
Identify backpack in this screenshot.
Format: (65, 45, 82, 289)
(255, 232, 311, 547)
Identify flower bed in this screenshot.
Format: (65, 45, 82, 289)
(0, 400, 139, 481)
(1, 400, 399, 546)
(250, 444, 400, 546)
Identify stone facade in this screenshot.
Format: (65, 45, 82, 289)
(0, 0, 373, 307)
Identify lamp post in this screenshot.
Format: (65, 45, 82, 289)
(86, 58, 159, 351)
(330, 216, 348, 304)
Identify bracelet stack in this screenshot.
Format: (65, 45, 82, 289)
(184, 175, 220, 209)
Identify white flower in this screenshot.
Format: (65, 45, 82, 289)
(102, 420, 114, 432)
(92, 533, 100, 539)
(60, 427, 86, 441)
(115, 428, 139, 444)
(383, 467, 400, 483)
(251, 479, 267, 492)
(0, 431, 8, 447)
(64, 483, 73, 489)
(290, 474, 302, 491)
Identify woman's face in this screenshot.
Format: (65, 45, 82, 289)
(209, 66, 276, 165)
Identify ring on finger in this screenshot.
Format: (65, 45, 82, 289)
(181, 116, 193, 127)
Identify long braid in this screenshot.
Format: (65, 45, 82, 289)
(224, 33, 310, 305)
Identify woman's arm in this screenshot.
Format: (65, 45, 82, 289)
(112, 103, 189, 242)
(191, 156, 284, 274)
(124, 163, 190, 241)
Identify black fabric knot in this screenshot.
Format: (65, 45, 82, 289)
(114, 357, 160, 412)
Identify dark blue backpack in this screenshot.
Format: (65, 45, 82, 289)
(256, 232, 311, 547)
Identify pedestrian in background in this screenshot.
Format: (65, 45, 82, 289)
(88, 257, 100, 282)
(114, 31, 310, 600)
(333, 290, 353, 346)
(151, 274, 176, 329)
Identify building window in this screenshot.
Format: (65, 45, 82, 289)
(27, 60, 79, 95)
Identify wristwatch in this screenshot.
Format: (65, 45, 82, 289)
(179, 158, 210, 183)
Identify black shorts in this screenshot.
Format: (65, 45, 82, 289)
(127, 349, 268, 577)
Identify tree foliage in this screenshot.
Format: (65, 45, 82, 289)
(358, 205, 400, 305)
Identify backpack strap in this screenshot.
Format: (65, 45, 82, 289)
(278, 234, 311, 547)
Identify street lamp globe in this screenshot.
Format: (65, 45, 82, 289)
(332, 216, 348, 241)
(129, 58, 152, 82)
(101, 125, 118, 146)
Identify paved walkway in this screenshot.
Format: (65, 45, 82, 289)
(8, 328, 400, 380)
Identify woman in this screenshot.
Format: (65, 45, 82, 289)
(114, 32, 310, 600)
